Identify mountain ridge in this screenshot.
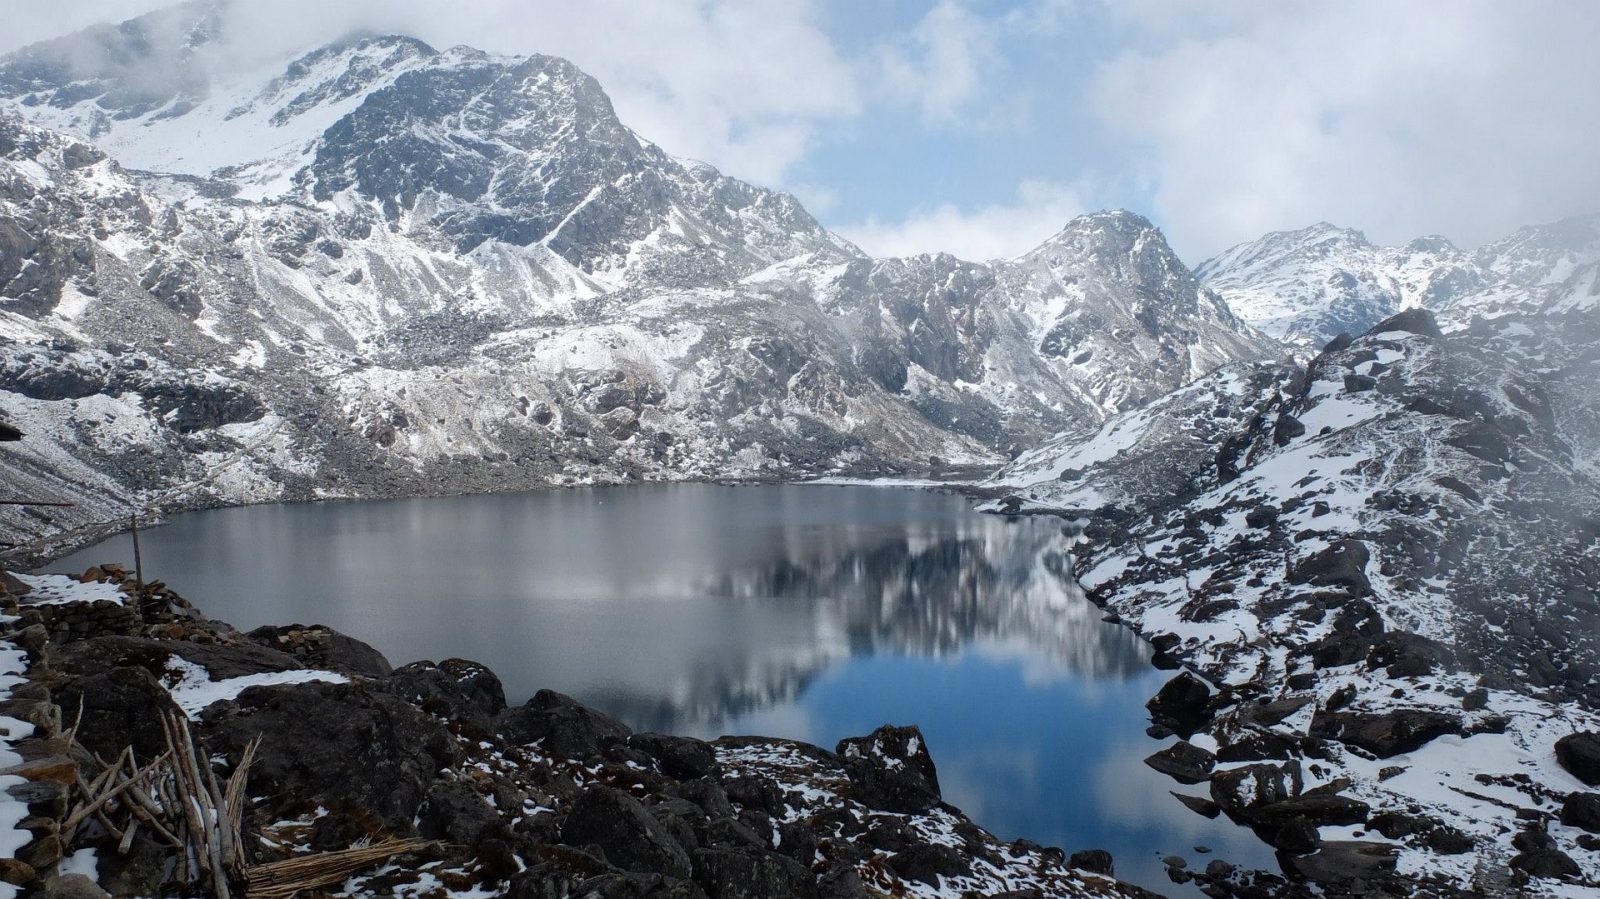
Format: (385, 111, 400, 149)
(0, 10, 1279, 558)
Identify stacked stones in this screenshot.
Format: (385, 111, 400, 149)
(0, 579, 79, 893)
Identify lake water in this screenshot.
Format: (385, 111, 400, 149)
(45, 483, 1276, 893)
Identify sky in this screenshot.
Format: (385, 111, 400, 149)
(2, 0, 1598, 264)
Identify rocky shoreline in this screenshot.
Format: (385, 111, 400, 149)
(1, 563, 1162, 899)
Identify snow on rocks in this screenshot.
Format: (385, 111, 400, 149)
(160, 656, 348, 719)
(993, 307, 1600, 894)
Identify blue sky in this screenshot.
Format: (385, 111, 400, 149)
(5, 0, 1599, 264)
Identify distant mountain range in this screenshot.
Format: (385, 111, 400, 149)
(1198, 216, 1600, 346)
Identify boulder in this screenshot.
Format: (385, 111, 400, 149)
(886, 843, 970, 886)
(561, 785, 692, 879)
(1146, 672, 1213, 736)
(629, 733, 719, 780)
(1555, 732, 1600, 786)
(247, 624, 393, 677)
(1068, 848, 1114, 875)
(202, 680, 460, 832)
(1559, 792, 1600, 833)
(1251, 793, 1369, 828)
(1287, 540, 1371, 593)
(419, 779, 501, 845)
(53, 666, 182, 760)
(1209, 762, 1300, 819)
(1272, 817, 1320, 855)
(1309, 709, 1462, 758)
(1280, 841, 1397, 884)
(1366, 632, 1455, 678)
(836, 725, 941, 814)
(498, 689, 631, 759)
(721, 776, 787, 818)
(1171, 792, 1221, 819)
(384, 659, 506, 732)
(691, 848, 817, 899)
(53, 635, 301, 682)
(1511, 848, 1582, 879)
(1371, 308, 1443, 339)
(1144, 740, 1216, 784)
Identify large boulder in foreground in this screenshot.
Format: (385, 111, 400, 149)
(837, 725, 941, 814)
(1556, 732, 1600, 786)
(1144, 740, 1215, 784)
(201, 680, 461, 831)
(497, 689, 632, 759)
(558, 784, 691, 879)
(52, 666, 182, 760)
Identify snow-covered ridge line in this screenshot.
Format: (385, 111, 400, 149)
(1199, 215, 1600, 347)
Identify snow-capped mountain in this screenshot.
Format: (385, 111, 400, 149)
(1199, 216, 1600, 347)
(1195, 223, 1483, 346)
(0, 6, 1279, 557)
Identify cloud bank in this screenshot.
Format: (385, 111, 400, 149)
(1093, 0, 1600, 259)
(3, 1, 1598, 263)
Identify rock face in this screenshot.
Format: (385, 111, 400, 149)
(836, 724, 943, 814)
(0, 6, 1278, 559)
(3, 569, 1150, 899)
(988, 268, 1600, 889)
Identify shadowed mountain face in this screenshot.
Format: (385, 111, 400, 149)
(0, 6, 1280, 554)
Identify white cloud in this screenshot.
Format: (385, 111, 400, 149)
(1090, 0, 1600, 259)
(874, 0, 997, 123)
(835, 178, 1090, 261)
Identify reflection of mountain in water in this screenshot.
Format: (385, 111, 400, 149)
(599, 513, 1152, 732)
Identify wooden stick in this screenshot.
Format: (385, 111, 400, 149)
(118, 818, 139, 855)
(131, 512, 145, 596)
(63, 751, 170, 835)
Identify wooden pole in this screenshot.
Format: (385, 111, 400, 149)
(131, 512, 145, 597)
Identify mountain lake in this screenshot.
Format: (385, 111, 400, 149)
(45, 483, 1280, 894)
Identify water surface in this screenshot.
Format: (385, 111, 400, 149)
(47, 483, 1275, 893)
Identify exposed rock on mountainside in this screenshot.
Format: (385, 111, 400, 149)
(0, 566, 1157, 899)
(988, 295, 1600, 893)
(0, 6, 1278, 558)
(1199, 216, 1600, 347)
